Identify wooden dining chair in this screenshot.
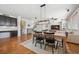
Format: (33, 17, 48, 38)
(44, 32, 56, 53)
(34, 31, 44, 49)
(32, 31, 37, 43)
(55, 38, 63, 49)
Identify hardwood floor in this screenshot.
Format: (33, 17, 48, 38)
(67, 42, 79, 54)
(0, 34, 35, 54)
(0, 34, 79, 54)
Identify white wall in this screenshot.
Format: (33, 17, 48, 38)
(67, 7, 79, 35)
(21, 18, 27, 35)
(20, 18, 35, 34)
(26, 19, 34, 28)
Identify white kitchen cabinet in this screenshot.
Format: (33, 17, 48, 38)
(0, 32, 10, 38)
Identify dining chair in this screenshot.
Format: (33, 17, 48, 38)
(32, 31, 37, 43)
(55, 38, 63, 49)
(44, 32, 56, 53)
(34, 31, 44, 49)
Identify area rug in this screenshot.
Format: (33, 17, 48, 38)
(20, 39, 63, 54)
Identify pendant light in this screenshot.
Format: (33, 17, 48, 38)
(40, 4, 46, 20)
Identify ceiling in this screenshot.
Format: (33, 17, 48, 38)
(0, 4, 78, 20)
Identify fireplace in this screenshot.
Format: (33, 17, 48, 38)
(51, 25, 60, 30)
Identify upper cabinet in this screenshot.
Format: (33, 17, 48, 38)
(0, 15, 6, 26)
(0, 15, 17, 26)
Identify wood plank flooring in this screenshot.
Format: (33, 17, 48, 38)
(67, 42, 79, 54)
(0, 34, 79, 54)
(0, 34, 35, 54)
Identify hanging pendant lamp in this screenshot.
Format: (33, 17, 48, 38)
(40, 4, 46, 20)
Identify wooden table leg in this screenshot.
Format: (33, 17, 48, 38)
(63, 37, 67, 53)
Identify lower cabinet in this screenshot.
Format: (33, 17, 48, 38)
(0, 32, 10, 38)
(10, 31, 17, 37)
(0, 31, 17, 38)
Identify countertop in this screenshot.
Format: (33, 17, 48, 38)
(0, 26, 18, 31)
